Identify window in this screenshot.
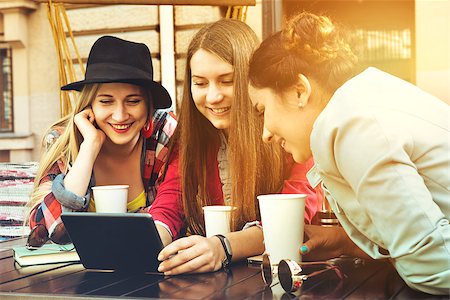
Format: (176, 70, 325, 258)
(283, 0, 416, 82)
(351, 29, 413, 82)
(0, 47, 13, 132)
(353, 29, 412, 62)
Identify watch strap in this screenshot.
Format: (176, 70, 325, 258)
(215, 234, 232, 269)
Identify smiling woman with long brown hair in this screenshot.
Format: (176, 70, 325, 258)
(151, 19, 320, 275)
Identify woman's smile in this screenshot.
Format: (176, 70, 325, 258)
(208, 106, 231, 115)
(190, 49, 234, 130)
(92, 83, 148, 146)
(110, 122, 134, 133)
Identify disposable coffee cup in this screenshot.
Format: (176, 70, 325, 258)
(202, 205, 236, 237)
(258, 194, 306, 266)
(92, 185, 129, 213)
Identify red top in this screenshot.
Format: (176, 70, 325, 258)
(149, 151, 320, 239)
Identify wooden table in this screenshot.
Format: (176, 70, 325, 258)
(0, 238, 447, 299)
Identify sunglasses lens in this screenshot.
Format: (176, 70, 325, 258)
(261, 253, 273, 286)
(50, 222, 72, 245)
(278, 260, 293, 292)
(279, 259, 304, 293)
(26, 224, 49, 249)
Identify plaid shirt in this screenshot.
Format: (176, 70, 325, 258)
(29, 110, 177, 233)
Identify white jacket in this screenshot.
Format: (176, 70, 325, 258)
(308, 67, 450, 295)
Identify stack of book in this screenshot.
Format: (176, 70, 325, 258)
(13, 243, 80, 267)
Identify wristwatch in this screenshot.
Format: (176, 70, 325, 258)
(215, 234, 233, 269)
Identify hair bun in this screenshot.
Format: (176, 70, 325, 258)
(282, 12, 355, 65)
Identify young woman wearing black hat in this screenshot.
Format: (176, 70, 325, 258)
(26, 36, 177, 247)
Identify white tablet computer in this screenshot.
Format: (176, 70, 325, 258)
(61, 212, 163, 273)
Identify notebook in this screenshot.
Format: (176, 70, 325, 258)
(61, 212, 163, 273)
(13, 243, 80, 266)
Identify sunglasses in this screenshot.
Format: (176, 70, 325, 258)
(26, 223, 72, 250)
(261, 253, 344, 293)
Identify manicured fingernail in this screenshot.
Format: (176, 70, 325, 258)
(158, 254, 163, 261)
(300, 245, 309, 254)
(158, 265, 164, 272)
(164, 271, 171, 276)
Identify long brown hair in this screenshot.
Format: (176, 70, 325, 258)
(168, 19, 285, 235)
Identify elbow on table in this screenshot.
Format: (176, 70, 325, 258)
(394, 247, 450, 295)
(399, 269, 450, 295)
(393, 219, 450, 295)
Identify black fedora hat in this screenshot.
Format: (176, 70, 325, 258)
(61, 36, 172, 109)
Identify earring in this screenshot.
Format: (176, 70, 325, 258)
(297, 91, 304, 108)
(143, 120, 153, 138)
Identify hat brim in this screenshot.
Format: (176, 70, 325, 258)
(61, 79, 172, 109)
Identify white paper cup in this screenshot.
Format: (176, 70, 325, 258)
(92, 185, 129, 213)
(258, 194, 306, 266)
(202, 205, 236, 237)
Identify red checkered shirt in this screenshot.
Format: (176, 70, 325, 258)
(28, 110, 177, 233)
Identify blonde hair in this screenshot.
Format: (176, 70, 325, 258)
(168, 19, 285, 235)
(249, 11, 358, 94)
(27, 83, 153, 217)
(27, 84, 101, 214)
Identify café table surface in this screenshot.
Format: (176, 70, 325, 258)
(0, 237, 448, 300)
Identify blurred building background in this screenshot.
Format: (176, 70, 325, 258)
(0, 0, 448, 163)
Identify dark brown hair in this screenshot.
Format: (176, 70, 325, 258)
(249, 12, 358, 95)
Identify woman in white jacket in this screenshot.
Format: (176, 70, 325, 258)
(248, 11, 449, 295)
